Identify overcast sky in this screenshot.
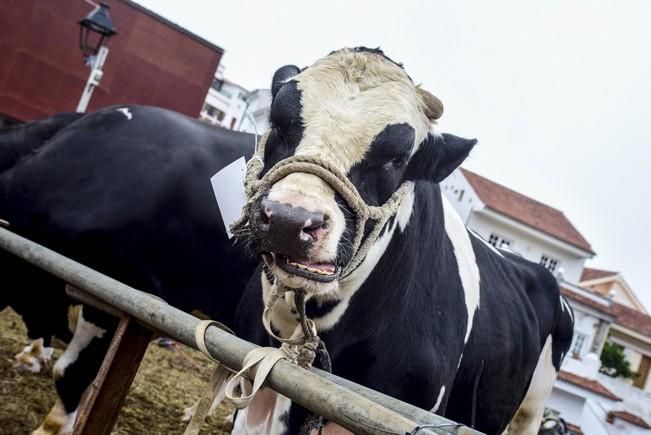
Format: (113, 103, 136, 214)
(138, 0, 651, 308)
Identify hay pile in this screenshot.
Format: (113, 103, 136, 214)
(0, 307, 233, 435)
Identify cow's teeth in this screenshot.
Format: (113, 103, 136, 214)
(285, 258, 334, 275)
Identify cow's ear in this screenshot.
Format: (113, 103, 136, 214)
(272, 65, 301, 99)
(406, 133, 477, 183)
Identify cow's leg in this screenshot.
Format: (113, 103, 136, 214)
(32, 306, 116, 435)
(15, 305, 81, 373)
(232, 388, 292, 435)
(31, 399, 68, 435)
(506, 335, 556, 435)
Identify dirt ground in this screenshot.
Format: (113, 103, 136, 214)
(0, 307, 233, 435)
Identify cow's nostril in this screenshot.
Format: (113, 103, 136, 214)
(256, 208, 271, 232)
(302, 214, 326, 240)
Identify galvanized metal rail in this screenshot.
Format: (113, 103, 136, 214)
(0, 226, 483, 435)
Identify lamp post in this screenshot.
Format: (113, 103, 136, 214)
(76, 2, 117, 113)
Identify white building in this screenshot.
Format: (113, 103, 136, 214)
(199, 65, 272, 135)
(441, 168, 595, 283)
(199, 64, 251, 130)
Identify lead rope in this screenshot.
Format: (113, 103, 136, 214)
(188, 280, 330, 434)
(184, 320, 236, 435)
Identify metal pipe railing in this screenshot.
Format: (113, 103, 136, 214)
(0, 226, 482, 435)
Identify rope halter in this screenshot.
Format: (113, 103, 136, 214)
(231, 132, 413, 278)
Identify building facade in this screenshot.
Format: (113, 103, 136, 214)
(441, 168, 595, 283)
(199, 75, 271, 135)
(0, 0, 223, 122)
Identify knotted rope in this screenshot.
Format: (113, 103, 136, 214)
(230, 132, 412, 278)
(188, 281, 331, 434)
(184, 320, 236, 435)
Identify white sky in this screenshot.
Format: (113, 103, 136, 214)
(138, 0, 651, 308)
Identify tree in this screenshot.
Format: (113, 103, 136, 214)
(600, 341, 635, 379)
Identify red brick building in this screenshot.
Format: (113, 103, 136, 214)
(0, 0, 223, 123)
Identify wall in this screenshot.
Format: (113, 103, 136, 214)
(467, 212, 586, 283)
(0, 0, 222, 121)
(586, 280, 642, 311)
(547, 388, 586, 426)
(441, 169, 483, 224)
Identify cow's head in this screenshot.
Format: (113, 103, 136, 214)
(247, 47, 476, 295)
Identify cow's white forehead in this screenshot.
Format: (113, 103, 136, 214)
(294, 49, 432, 172)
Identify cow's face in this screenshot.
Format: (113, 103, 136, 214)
(249, 48, 476, 295)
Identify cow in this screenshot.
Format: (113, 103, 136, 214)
(0, 106, 258, 434)
(233, 47, 574, 435)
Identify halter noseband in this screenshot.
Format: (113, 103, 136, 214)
(231, 132, 412, 278)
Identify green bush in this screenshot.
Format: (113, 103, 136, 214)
(600, 341, 634, 379)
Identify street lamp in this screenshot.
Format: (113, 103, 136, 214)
(76, 2, 117, 112)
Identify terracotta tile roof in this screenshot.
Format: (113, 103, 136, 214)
(580, 267, 619, 282)
(558, 370, 622, 401)
(460, 168, 594, 254)
(561, 286, 651, 337)
(566, 422, 584, 435)
(560, 287, 613, 316)
(610, 302, 651, 337)
(607, 410, 651, 429)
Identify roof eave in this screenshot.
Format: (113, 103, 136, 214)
(119, 0, 225, 54)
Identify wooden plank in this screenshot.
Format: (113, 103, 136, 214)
(73, 315, 154, 435)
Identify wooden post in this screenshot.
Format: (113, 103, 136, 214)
(73, 315, 154, 435)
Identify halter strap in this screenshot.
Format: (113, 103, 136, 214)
(231, 133, 411, 277)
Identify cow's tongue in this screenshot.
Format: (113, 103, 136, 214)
(285, 256, 336, 274)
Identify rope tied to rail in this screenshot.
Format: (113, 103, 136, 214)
(224, 279, 331, 401)
(183, 320, 235, 435)
(229, 132, 412, 278)
(188, 278, 331, 433)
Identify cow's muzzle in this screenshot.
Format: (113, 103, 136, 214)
(254, 198, 339, 283)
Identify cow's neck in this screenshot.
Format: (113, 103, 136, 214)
(308, 182, 454, 331)
(312, 180, 478, 352)
(266, 181, 479, 352)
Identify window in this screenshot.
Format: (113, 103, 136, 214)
(202, 104, 226, 122)
(211, 78, 224, 92)
(458, 189, 465, 202)
(540, 255, 560, 272)
(488, 234, 499, 246)
(571, 332, 587, 356)
(488, 233, 511, 248)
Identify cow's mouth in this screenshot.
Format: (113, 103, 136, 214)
(271, 253, 339, 283)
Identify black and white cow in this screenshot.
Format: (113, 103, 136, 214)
(0, 106, 258, 434)
(234, 47, 574, 434)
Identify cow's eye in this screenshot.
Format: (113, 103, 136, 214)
(391, 155, 408, 168)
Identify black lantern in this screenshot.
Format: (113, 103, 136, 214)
(78, 2, 117, 60)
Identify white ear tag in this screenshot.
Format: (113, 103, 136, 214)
(210, 156, 247, 238)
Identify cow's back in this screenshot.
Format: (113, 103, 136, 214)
(0, 105, 258, 324)
(0, 112, 84, 173)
